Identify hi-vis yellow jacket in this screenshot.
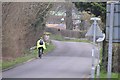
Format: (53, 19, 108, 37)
(37, 39, 46, 50)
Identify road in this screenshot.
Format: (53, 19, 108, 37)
(3, 40, 98, 78)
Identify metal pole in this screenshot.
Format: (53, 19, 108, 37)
(107, 2, 114, 78)
(91, 49, 95, 79)
(0, 2, 2, 80)
(91, 20, 97, 79)
(93, 20, 97, 43)
(96, 43, 100, 78)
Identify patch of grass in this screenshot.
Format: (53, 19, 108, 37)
(0, 60, 2, 70)
(2, 43, 55, 70)
(50, 34, 90, 43)
(50, 34, 65, 41)
(95, 46, 119, 79)
(98, 70, 119, 78)
(2, 53, 35, 70)
(99, 47, 103, 62)
(95, 66, 119, 78)
(44, 43, 55, 54)
(64, 39, 90, 43)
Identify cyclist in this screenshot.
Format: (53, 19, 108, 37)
(37, 37, 46, 58)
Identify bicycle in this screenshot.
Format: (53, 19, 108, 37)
(38, 47, 43, 59)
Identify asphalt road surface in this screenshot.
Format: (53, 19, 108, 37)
(3, 40, 99, 78)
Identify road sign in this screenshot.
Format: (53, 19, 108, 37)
(106, 2, 120, 42)
(91, 17, 101, 21)
(85, 17, 103, 79)
(96, 33, 105, 42)
(85, 23, 103, 38)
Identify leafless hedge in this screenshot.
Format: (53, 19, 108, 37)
(45, 27, 86, 38)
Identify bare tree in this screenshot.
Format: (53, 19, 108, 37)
(65, 2, 73, 30)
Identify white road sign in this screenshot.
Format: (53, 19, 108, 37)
(85, 23, 103, 37)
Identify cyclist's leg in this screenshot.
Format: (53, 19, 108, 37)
(42, 47, 44, 54)
(38, 47, 41, 58)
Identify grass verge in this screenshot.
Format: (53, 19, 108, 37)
(95, 47, 119, 78)
(2, 53, 35, 70)
(50, 34, 90, 43)
(0, 60, 2, 70)
(2, 43, 55, 70)
(98, 70, 119, 78)
(50, 34, 65, 41)
(64, 39, 90, 43)
(44, 43, 55, 54)
(95, 67, 119, 78)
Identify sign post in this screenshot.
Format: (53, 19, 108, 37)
(96, 33, 105, 78)
(106, 1, 120, 78)
(107, 2, 114, 78)
(85, 17, 102, 79)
